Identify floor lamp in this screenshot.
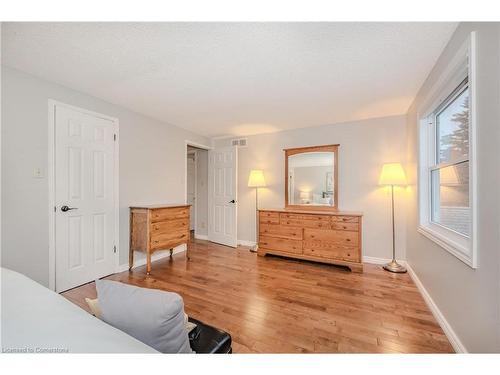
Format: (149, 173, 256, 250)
(379, 163, 407, 273)
(248, 170, 266, 252)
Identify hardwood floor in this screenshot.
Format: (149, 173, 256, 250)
(62, 238, 454, 353)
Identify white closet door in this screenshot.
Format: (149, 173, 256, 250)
(54, 105, 117, 292)
(208, 146, 238, 247)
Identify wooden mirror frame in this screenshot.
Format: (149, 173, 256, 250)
(284, 144, 339, 211)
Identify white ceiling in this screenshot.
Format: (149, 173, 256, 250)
(2, 22, 457, 138)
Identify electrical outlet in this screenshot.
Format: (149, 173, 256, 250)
(33, 167, 44, 179)
(201, 222, 206, 229)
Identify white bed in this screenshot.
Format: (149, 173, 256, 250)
(1, 267, 157, 353)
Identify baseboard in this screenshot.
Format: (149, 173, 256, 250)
(193, 235, 252, 246)
(116, 245, 186, 273)
(362, 256, 407, 266)
(406, 263, 467, 353)
(193, 234, 252, 244)
(237, 239, 256, 247)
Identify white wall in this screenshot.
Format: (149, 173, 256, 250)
(214, 115, 407, 260)
(1, 66, 210, 287)
(406, 23, 500, 352)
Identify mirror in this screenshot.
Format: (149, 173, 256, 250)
(285, 145, 338, 210)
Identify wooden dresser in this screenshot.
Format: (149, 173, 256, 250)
(257, 208, 363, 272)
(129, 204, 191, 274)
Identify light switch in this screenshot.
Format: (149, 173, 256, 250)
(33, 167, 44, 178)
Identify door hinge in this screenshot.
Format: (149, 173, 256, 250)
(113, 245, 117, 253)
(113, 134, 117, 141)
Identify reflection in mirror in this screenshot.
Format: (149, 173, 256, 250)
(288, 152, 335, 207)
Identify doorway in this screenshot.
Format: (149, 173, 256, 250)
(207, 146, 238, 247)
(185, 142, 209, 240)
(49, 101, 119, 292)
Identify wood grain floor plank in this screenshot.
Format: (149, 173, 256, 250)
(62, 238, 454, 353)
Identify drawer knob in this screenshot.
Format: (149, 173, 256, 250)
(346, 239, 351, 242)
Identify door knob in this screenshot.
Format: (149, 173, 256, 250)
(229, 199, 236, 204)
(61, 205, 78, 212)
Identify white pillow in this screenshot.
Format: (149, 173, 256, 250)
(318, 197, 331, 205)
(95, 280, 193, 353)
(85, 297, 197, 334)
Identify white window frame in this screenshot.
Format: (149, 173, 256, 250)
(417, 32, 477, 268)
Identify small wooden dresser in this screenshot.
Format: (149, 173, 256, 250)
(258, 208, 363, 272)
(129, 204, 191, 274)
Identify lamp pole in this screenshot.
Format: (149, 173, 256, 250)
(383, 184, 407, 273)
(391, 184, 395, 261)
(247, 170, 266, 253)
(252, 187, 259, 252)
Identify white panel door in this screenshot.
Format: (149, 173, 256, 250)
(208, 146, 238, 247)
(55, 105, 117, 292)
(187, 154, 196, 231)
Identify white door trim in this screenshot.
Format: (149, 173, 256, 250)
(187, 150, 197, 231)
(48, 100, 120, 292)
(184, 140, 211, 237)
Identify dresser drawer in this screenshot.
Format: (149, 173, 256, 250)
(150, 207, 189, 223)
(280, 213, 330, 222)
(150, 238, 186, 252)
(303, 228, 358, 246)
(150, 230, 189, 249)
(331, 222, 359, 232)
(151, 218, 189, 234)
(259, 224, 302, 240)
(280, 216, 330, 229)
(331, 216, 359, 223)
(303, 241, 360, 262)
(259, 211, 280, 224)
(259, 236, 302, 254)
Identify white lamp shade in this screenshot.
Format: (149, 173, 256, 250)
(299, 191, 310, 199)
(379, 163, 407, 186)
(248, 170, 266, 188)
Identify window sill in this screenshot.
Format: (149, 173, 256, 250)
(417, 225, 476, 268)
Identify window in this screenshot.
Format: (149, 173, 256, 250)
(418, 34, 476, 268)
(431, 79, 470, 237)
